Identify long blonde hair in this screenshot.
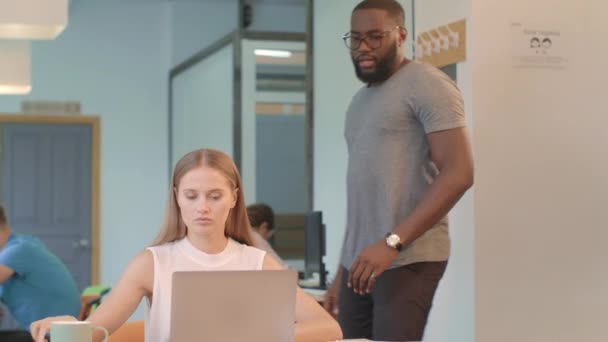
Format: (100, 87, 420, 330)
(153, 149, 253, 246)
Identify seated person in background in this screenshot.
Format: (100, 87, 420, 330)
(30, 148, 342, 342)
(247, 203, 286, 266)
(0, 205, 80, 342)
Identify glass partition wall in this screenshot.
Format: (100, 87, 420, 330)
(171, 38, 235, 169)
(169, 31, 310, 265)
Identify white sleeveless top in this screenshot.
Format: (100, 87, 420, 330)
(144, 237, 266, 342)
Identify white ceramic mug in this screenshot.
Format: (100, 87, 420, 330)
(50, 321, 108, 342)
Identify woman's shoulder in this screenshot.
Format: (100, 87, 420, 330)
(123, 249, 155, 277)
(240, 243, 266, 256)
(144, 240, 184, 265)
(146, 239, 181, 253)
(230, 239, 266, 269)
(232, 237, 264, 253)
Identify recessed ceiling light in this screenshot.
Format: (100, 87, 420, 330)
(254, 49, 293, 58)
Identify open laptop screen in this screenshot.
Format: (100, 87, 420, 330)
(170, 270, 297, 342)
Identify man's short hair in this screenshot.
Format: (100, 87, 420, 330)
(247, 203, 275, 230)
(353, 0, 406, 27)
(0, 204, 6, 226)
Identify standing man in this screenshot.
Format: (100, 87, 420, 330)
(323, 0, 474, 341)
(0, 204, 81, 341)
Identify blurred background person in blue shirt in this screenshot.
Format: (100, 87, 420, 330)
(0, 204, 81, 341)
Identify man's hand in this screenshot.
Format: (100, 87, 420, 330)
(0, 265, 15, 284)
(348, 240, 398, 295)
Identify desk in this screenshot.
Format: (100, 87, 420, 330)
(335, 340, 419, 342)
(0, 330, 33, 342)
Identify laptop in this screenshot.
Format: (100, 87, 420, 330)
(170, 270, 297, 342)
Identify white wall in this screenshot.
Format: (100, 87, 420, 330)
(0, 1, 171, 320)
(472, 0, 608, 340)
(413, 1, 475, 341)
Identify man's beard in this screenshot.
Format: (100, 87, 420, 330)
(352, 44, 398, 84)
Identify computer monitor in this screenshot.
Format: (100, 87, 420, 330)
(304, 211, 327, 289)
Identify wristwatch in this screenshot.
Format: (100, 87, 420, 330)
(385, 233, 403, 252)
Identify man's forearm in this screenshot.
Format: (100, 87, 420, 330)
(393, 169, 473, 247)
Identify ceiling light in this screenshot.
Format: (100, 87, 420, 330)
(0, 0, 68, 40)
(254, 49, 293, 58)
(0, 41, 31, 95)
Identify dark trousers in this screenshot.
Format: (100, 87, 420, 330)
(0, 331, 34, 342)
(338, 261, 447, 341)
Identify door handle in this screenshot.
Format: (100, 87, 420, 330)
(72, 239, 90, 249)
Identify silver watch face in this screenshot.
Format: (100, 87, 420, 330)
(386, 234, 400, 247)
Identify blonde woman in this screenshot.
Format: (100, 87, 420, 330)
(30, 149, 342, 342)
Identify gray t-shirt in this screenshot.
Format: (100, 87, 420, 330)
(341, 60, 466, 270)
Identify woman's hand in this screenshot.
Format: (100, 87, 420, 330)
(323, 267, 343, 319)
(30, 316, 77, 342)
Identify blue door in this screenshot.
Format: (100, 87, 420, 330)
(0, 123, 93, 328)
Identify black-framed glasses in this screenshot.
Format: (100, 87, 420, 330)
(342, 26, 401, 50)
